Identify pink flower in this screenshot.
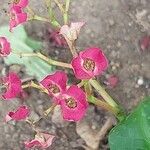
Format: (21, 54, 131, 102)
(40, 71, 67, 101)
(60, 22, 85, 41)
(71, 47, 108, 79)
(12, 0, 29, 8)
(1, 72, 22, 100)
(5, 105, 30, 122)
(9, 5, 27, 31)
(24, 132, 55, 149)
(59, 85, 88, 121)
(0, 37, 11, 57)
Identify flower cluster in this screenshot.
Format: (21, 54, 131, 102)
(9, 0, 28, 31)
(0, 0, 110, 147)
(40, 71, 88, 121)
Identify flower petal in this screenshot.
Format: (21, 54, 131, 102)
(71, 56, 91, 79)
(24, 132, 55, 149)
(12, 0, 29, 8)
(5, 105, 30, 122)
(2, 72, 22, 100)
(9, 5, 27, 31)
(71, 47, 108, 79)
(40, 71, 67, 99)
(0, 37, 11, 56)
(60, 85, 88, 121)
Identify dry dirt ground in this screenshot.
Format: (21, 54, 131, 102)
(0, 0, 150, 150)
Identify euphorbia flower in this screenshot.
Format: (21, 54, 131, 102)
(71, 47, 108, 79)
(59, 85, 88, 121)
(0, 37, 11, 57)
(12, 0, 29, 8)
(5, 105, 30, 122)
(1, 72, 22, 100)
(24, 132, 55, 149)
(60, 22, 85, 41)
(40, 71, 67, 101)
(9, 5, 27, 31)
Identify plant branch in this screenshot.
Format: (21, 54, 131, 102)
(13, 52, 72, 69)
(44, 0, 61, 28)
(44, 103, 57, 116)
(63, 0, 71, 24)
(22, 81, 49, 94)
(89, 79, 118, 108)
(88, 96, 119, 116)
(33, 15, 50, 22)
(54, 0, 64, 13)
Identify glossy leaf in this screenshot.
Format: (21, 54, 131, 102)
(109, 97, 150, 150)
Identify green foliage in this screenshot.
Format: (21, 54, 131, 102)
(0, 25, 54, 80)
(109, 97, 150, 150)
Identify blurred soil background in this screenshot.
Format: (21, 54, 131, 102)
(0, 0, 150, 149)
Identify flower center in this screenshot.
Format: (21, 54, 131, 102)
(13, 0, 20, 4)
(65, 97, 77, 108)
(47, 84, 60, 94)
(83, 58, 95, 71)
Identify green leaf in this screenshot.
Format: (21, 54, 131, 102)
(0, 25, 54, 80)
(109, 97, 150, 150)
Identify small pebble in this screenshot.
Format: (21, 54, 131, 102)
(137, 77, 144, 85)
(108, 19, 115, 26)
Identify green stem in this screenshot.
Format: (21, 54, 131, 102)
(65, 0, 70, 12)
(33, 15, 50, 22)
(44, 0, 61, 28)
(54, 0, 64, 13)
(14, 52, 72, 69)
(44, 103, 57, 116)
(89, 79, 126, 121)
(63, 0, 70, 24)
(22, 81, 49, 94)
(84, 82, 93, 97)
(36, 52, 72, 68)
(88, 96, 119, 116)
(89, 79, 118, 108)
(26, 6, 50, 23)
(77, 80, 88, 87)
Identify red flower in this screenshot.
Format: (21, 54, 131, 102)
(24, 132, 55, 149)
(9, 5, 27, 31)
(1, 72, 22, 100)
(5, 105, 30, 122)
(40, 71, 67, 100)
(59, 85, 88, 121)
(71, 47, 108, 79)
(0, 37, 11, 57)
(12, 0, 29, 8)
